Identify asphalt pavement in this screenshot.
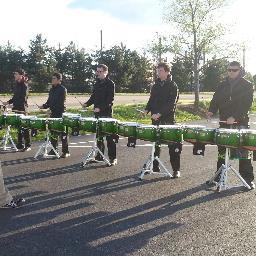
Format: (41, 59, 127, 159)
(1, 118, 256, 256)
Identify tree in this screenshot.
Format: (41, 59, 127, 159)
(162, 0, 230, 107)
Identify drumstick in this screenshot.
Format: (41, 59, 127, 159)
(74, 96, 84, 106)
(135, 108, 145, 114)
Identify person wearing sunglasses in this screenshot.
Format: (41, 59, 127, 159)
(206, 61, 254, 189)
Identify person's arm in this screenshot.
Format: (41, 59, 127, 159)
(159, 82, 179, 116)
(105, 81, 115, 107)
(233, 83, 254, 120)
(208, 86, 220, 115)
(84, 87, 95, 107)
(145, 85, 154, 113)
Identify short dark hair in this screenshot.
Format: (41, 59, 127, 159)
(157, 62, 171, 72)
(97, 64, 108, 72)
(52, 72, 62, 80)
(15, 68, 26, 76)
(229, 61, 241, 68)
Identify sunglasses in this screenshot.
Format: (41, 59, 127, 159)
(227, 68, 240, 72)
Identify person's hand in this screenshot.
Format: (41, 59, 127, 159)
(94, 107, 100, 113)
(206, 111, 213, 119)
(226, 116, 236, 125)
(82, 103, 87, 109)
(151, 113, 161, 121)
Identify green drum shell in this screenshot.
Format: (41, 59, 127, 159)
(240, 129, 256, 151)
(215, 128, 240, 148)
(99, 118, 118, 135)
(159, 125, 183, 143)
(118, 122, 137, 137)
(5, 114, 24, 127)
(20, 116, 36, 128)
(197, 128, 216, 144)
(79, 117, 97, 133)
(136, 125, 157, 142)
(62, 113, 81, 128)
(48, 118, 65, 132)
(183, 125, 205, 143)
(30, 118, 47, 130)
(0, 115, 6, 127)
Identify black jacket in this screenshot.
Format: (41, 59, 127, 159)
(208, 77, 253, 125)
(145, 77, 179, 123)
(43, 84, 67, 118)
(8, 81, 28, 112)
(85, 77, 115, 117)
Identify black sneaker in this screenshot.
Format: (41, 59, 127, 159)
(95, 154, 104, 162)
(61, 152, 70, 158)
(172, 170, 181, 179)
(48, 149, 58, 156)
(109, 158, 117, 166)
(3, 198, 26, 208)
(153, 166, 161, 172)
(23, 146, 31, 152)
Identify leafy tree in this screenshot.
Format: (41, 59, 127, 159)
(161, 0, 230, 107)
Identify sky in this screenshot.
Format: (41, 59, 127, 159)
(0, 0, 256, 74)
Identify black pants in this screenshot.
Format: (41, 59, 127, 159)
(216, 123, 254, 183)
(50, 130, 69, 154)
(97, 135, 116, 160)
(17, 128, 31, 149)
(152, 119, 182, 172)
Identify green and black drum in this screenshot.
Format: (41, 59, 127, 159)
(20, 115, 36, 129)
(117, 121, 137, 137)
(62, 113, 81, 129)
(48, 118, 65, 132)
(197, 127, 216, 144)
(4, 113, 24, 127)
(215, 128, 240, 148)
(79, 117, 97, 133)
(240, 129, 256, 151)
(98, 118, 118, 135)
(30, 117, 47, 131)
(136, 125, 157, 142)
(183, 125, 205, 143)
(159, 125, 183, 143)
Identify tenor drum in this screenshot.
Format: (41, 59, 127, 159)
(117, 121, 137, 137)
(5, 113, 24, 127)
(159, 125, 183, 143)
(240, 129, 256, 151)
(48, 118, 65, 132)
(62, 113, 81, 129)
(136, 125, 157, 142)
(30, 117, 47, 131)
(79, 117, 97, 133)
(20, 115, 36, 128)
(197, 127, 216, 144)
(215, 128, 240, 148)
(99, 118, 118, 135)
(183, 125, 205, 143)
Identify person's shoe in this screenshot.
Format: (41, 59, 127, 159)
(245, 181, 255, 190)
(3, 198, 26, 208)
(206, 180, 217, 187)
(61, 152, 70, 158)
(172, 170, 181, 179)
(23, 146, 31, 152)
(109, 158, 117, 166)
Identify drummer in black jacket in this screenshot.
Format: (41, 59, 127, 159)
(3, 69, 31, 151)
(144, 62, 181, 178)
(207, 61, 254, 189)
(83, 64, 117, 166)
(40, 72, 70, 158)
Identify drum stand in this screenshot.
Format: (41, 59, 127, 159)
(34, 124, 60, 159)
(0, 125, 18, 151)
(81, 133, 111, 167)
(207, 147, 251, 192)
(139, 142, 173, 180)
